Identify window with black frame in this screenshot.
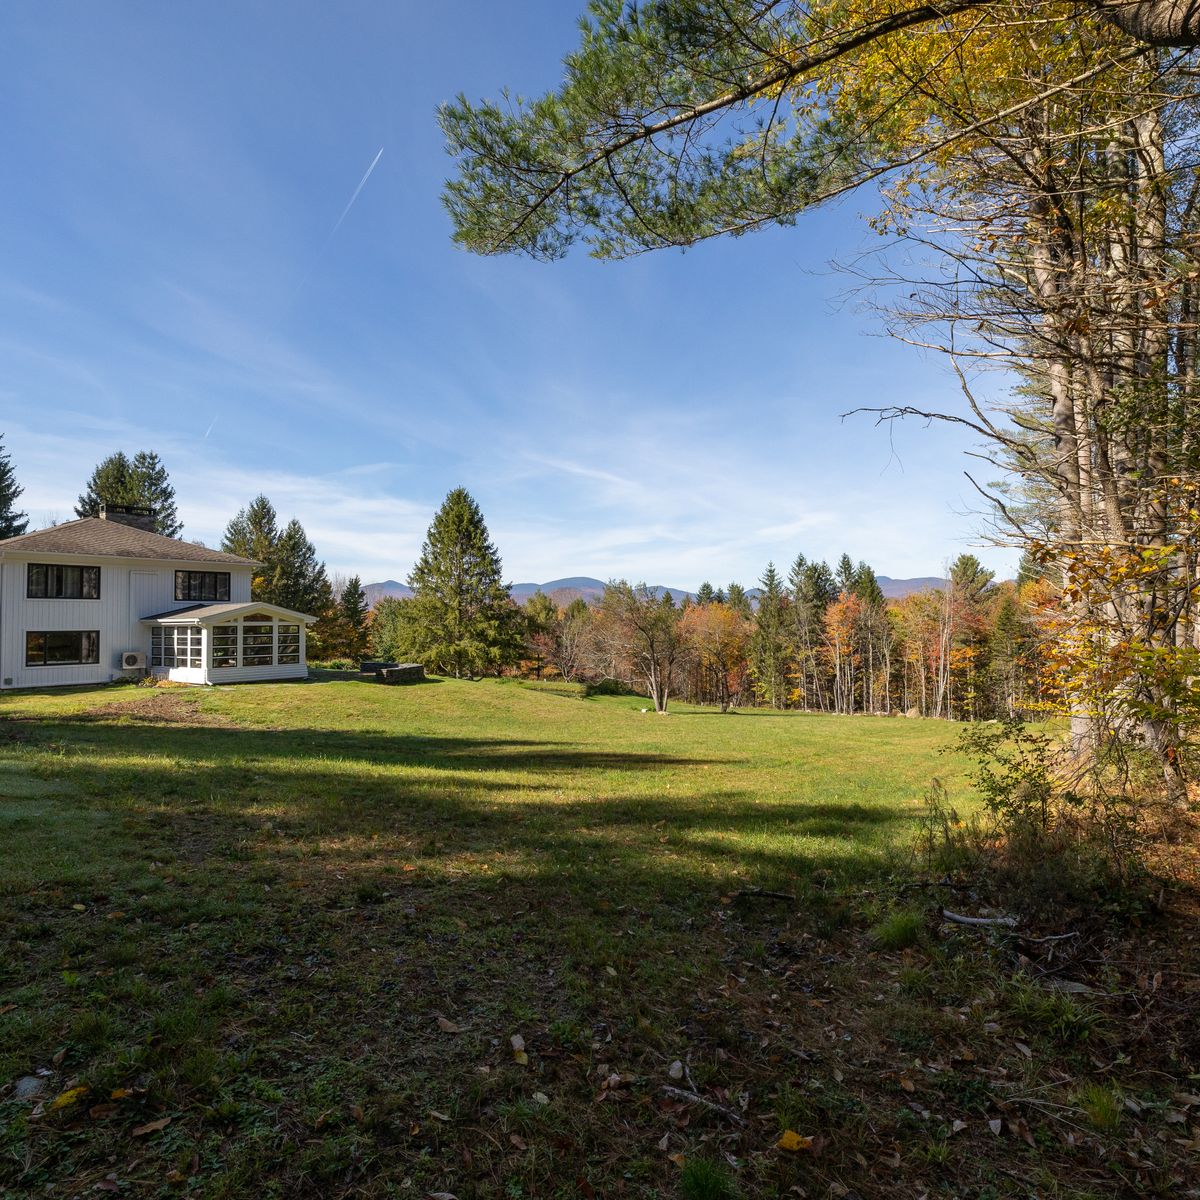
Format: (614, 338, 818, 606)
(27, 564, 100, 599)
(174, 571, 231, 602)
(25, 631, 99, 666)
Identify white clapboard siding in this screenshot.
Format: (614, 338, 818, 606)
(0, 554, 255, 689)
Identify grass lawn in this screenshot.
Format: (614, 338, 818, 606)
(0, 678, 1195, 1199)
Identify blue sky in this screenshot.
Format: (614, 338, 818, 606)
(0, 1, 1016, 588)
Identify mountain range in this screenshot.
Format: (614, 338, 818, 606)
(362, 574, 949, 608)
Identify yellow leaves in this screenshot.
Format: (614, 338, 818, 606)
(776, 1128, 815, 1152)
(48, 1085, 89, 1111)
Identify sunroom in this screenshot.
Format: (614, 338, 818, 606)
(140, 602, 314, 685)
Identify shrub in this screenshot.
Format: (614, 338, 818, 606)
(919, 719, 1153, 916)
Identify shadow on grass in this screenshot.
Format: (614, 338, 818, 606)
(0, 704, 919, 906)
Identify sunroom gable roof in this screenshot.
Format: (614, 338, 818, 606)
(141, 602, 315, 625)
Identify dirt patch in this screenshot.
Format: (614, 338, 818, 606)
(80, 691, 238, 727)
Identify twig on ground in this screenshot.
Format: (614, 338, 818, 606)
(661, 1085, 746, 1125)
(732, 888, 797, 902)
(1016, 930, 1080, 944)
(941, 909, 1018, 928)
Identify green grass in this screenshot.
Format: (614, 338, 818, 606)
(0, 678, 1188, 1198)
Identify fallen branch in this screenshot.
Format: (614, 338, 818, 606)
(1015, 930, 1080, 944)
(941, 909, 1018, 928)
(661, 1085, 746, 1125)
(732, 889, 797, 902)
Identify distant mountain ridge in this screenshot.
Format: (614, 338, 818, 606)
(363, 574, 948, 608)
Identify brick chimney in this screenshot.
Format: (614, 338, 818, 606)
(99, 503, 156, 532)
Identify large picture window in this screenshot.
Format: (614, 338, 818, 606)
(211, 625, 238, 668)
(242, 616, 274, 666)
(25, 631, 99, 667)
(151, 627, 202, 668)
(27, 564, 100, 599)
(175, 571, 231, 602)
(278, 624, 300, 665)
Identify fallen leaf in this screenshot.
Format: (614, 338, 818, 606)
(428, 1193, 458, 1200)
(510, 1034, 525, 1052)
(89, 1103, 119, 1119)
(667, 1152, 686, 1167)
(951, 1119, 967, 1135)
(131, 1116, 171, 1136)
(898, 1074, 916, 1093)
(48, 1085, 89, 1111)
(71, 903, 86, 911)
(513, 1049, 529, 1066)
(532, 1092, 549, 1105)
(510, 1133, 527, 1150)
(988, 1118, 1002, 1135)
(668, 1060, 683, 1080)
(110, 1088, 133, 1100)
(1014, 1041, 1033, 1060)
(349, 1104, 364, 1123)
(436, 1015, 460, 1034)
(776, 1129, 815, 1152)
(657, 1133, 670, 1151)
(51, 1048, 67, 1066)
(430, 1110, 451, 1122)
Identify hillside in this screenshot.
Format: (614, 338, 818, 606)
(364, 574, 950, 607)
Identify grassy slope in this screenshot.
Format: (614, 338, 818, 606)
(0, 680, 1191, 1199)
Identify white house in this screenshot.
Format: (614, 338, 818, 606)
(0, 504, 315, 690)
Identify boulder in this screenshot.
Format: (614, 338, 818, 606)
(904, 707, 921, 719)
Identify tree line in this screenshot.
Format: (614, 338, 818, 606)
(370, 486, 1042, 718)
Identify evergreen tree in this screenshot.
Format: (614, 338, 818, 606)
(749, 562, 790, 708)
(835, 553, 856, 596)
(76, 450, 182, 536)
(339, 575, 370, 654)
(695, 581, 716, 606)
(406, 487, 520, 678)
(222, 495, 280, 596)
(0, 434, 29, 538)
(77, 451, 135, 517)
(852, 561, 885, 606)
(950, 553, 996, 604)
(725, 582, 752, 618)
(130, 451, 182, 537)
(269, 519, 333, 615)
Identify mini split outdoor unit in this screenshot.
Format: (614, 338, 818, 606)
(121, 652, 146, 670)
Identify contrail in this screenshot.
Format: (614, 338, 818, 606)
(330, 145, 383, 236)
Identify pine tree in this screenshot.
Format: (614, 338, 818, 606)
(75, 450, 182, 536)
(339, 575, 370, 659)
(77, 451, 136, 517)
(406, 487, 520, 678)
(0, 434, 29, 538)
(695, 581, 716, 605)
(749, 562, 790, 708)
(270, 519, 333, 615)
(835, 553, 856, 596)
(222, 496, 280, 597)
(725, 582, 752, 618)
(130, 451, 182, 537)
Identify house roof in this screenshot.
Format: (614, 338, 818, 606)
(141, 602, 315, 624)
(0, 518, 260, 566)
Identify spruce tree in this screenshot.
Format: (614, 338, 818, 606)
(749, 562, 790, 708)
(222, 495, 280, 597)
(77, 451, 136, 517)
(0, 434, 29, 538)
(338, 575, 371, 659)
(407, 487, 519, 678)
(269, 519, 333, 615)
(695, 581, 716, 606)
(130, 451, 182, 537)
(725, 582, 752, 618)
(76, 449, 182, 536)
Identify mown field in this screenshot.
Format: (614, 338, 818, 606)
(0, 678, 1195, 1199)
